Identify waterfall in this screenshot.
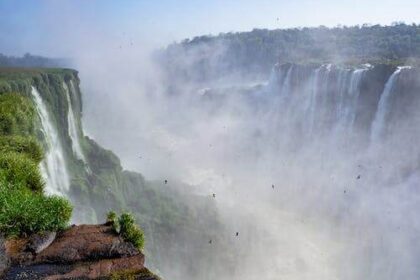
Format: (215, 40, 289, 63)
(31, 86, 70, 195)
(280, 65, 294, 97)
(63, 81, 86, 162)
(370, 66, 411, 143)
(335, 67, 368, 135)
(306, 66, 325, 135)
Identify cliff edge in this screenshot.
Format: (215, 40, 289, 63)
(1, 224, 160, 280)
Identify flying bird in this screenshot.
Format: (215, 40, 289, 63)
(164, 179, 168, 184)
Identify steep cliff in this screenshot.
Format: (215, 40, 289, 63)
(0, 68, 234, 279)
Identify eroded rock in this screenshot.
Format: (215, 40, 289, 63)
(0, 235, 10, 277)
(2, 224, 159, 280)
(26, 232, 56, 254)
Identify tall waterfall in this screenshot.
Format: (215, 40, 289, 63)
(264, 64, 372, 144)
(370, 66, 412, 143)
(31, 86, 70, 195)
(63, 81, 86, 162)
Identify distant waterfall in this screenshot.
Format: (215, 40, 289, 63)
(370, 66, 411, 143)
(334, 67, 369, 136)
(63, 81, 86, 162)
(31, 86, 70, 195)
(265, 64, 371, 142)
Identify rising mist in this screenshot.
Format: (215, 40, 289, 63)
(2, 2, 420, 279)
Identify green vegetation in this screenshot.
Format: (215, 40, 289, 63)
(0, 152, 44, 192)
(110, 268, 160, 280)
(0, 93, 36, 135)
(0, 67, 235, 277)
(163, 23, 420, 82)
(0, 185, 72, 237)
(0, 135, 43, 162)
(106, 210, 118, 224)
(119, 212, 145, 251)
(0, 92, 73, 238)
(0, 53, 64, 68)
(107, 211, 145, 251)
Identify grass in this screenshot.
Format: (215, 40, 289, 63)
(0, 180, 73, 237)
(0, 152, 44, 192)
(0, 92, 73, 238)
(0, 135, 43, 163)
(0, 93, 36, 136)
(107, 211, 145, 251)
(110, 268, 160, 280)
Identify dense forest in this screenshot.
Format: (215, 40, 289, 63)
(0, 53, 66, 68)
(161, 23, 420, 83)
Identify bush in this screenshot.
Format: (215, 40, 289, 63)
(107, 212, 145, 251)
(107, 210, 117, 223)
(0, 93, 36, 136)
(0, 135, 43, 163)
(0, 183, 73, 237)
(0, 152, 44, 192)
(107, 210, 120, 232)
(119, 213, 145, 251)
(110, 268, 160, 280)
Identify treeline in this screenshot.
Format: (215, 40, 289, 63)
(161, 23, 420, 82)
(0, 53, 67, 68)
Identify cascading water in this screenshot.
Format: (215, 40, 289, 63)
(31, 86, 70, 195)
(177, 63, 419, 280)
(370, 66, 412, 143)
(334, 66, 369, 139)
(264, 64, 370, 144)
(63, 81, 86, 162)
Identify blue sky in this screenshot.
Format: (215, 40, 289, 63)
(0, 0, 419, 56)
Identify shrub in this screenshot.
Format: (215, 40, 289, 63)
(107, 212, 145, 251)
(107, 210, 117, 223)
(0, 93, 36, 136)
(0, 135, 43, 163)
(0, 152, 44, 192)
(119, 212, 145, 251)
(0, 183, 73, 237)
(107, 210, 120, 232)
(110, 268, 160, 280)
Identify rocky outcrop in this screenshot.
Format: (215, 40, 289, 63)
(0, 235, 10, 276)
(1, 224, 160, 280)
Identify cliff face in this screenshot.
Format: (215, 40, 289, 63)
(3, 224, 159, 280)
(263, 63, 420, 146)
(0, 68, 234, 279)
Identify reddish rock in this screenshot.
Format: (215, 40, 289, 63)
(2, 224, 159, 280)
(45, 255, 145, 280)
(35, 224, 138, 264)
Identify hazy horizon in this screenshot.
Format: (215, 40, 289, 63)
(0, 0, 419, 57)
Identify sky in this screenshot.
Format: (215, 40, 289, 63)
(0, 0, 419, 56)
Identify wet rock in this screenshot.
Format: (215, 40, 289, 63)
(0, 235, 10, 277)
(2, 224, 159, 280)
(25, 231, 56, 254)
(34, 224, 138, 264)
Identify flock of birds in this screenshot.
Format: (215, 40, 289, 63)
(160, 165, 363, 246)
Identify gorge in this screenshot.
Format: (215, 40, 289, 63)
(0, 22, 419, 280)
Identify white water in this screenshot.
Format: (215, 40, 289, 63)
(31, 86, 70, 195)
(63, 81, 86, 162)
(334, 67, 369, 138)
(80, 61, 418, 279)
(370, 66, 412, 143)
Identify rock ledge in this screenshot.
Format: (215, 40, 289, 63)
(1, 224, 160, 280)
